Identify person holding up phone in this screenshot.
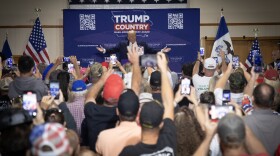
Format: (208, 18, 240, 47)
(8, 55, 48, 101)
(193, 113, 268, 156)
(192, 52, 217, 99)
(214, 62, 258, 105)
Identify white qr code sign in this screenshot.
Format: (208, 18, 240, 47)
(80, 14, 96, 30)
(168, 13, 183, 30)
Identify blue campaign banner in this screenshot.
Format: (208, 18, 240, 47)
(63, 9, 200, 72)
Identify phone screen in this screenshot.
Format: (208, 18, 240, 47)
(254, 53, 262, 73)
(110, 54, 117, 65)
(200, 47, 205, 56)
(232, 56, 239, 69)
(277, 60, 280, 70)
(140, 54, 157, 67)
(50, 82, 60, 99)
(23, 92, 37, 117)
(68, 63, 74, 73)
(63, 57, 70, 62)
(181, 78, 191, 95)
(6, 58, 13, 68)
(33, 65, 36, 74)
(138, 46, 144, 56)
(222, 90, 231, 104)
(209, 105, 235, 121)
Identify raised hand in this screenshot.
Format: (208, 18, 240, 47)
(69, 56, 78, 65)
(157, 52, 168, 71)
(162, 46, 171, 53)
(54, 56, 63, 66)
(127, 46, 139, 65)
(96, 45, 105, 53)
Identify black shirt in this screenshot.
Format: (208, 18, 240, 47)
(0, 95, 11, 110)
(120, 118, 176, 156)
(152, 93, 162, 104)
(82, 102, 119, 152)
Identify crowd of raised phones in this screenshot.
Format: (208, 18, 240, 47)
(0, 48, 279, 156)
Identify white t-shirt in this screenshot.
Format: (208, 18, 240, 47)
(192, 74, 213, 99)
(214, 88, 244, 105)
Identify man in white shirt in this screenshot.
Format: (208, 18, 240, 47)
(192, 54, 217, 99)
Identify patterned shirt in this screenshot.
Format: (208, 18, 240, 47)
(67, 96, 85, 135)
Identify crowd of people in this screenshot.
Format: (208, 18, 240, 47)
(0, 35, 280, 156)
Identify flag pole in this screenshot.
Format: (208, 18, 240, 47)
(253, 28, 259, 38)
(5, 32, 8, 40)
(221, 8, 224, 16)
(34, 8, 41, 17)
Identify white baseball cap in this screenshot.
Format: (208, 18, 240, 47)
(204, 58, 217, 70)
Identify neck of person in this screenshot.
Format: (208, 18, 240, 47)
(204, 70, 215, 77)
(222, 145, 247, 156)
(141, 128, 160, 145)
(20, 72, 33, 77)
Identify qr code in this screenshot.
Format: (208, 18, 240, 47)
(80, 14, 96, 30)
(168, 13, 183, 29)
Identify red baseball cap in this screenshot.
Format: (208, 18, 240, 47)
(103, 74, 124, 104)
(264, 69, 279, 81)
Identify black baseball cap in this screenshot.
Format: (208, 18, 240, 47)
(140, 101, 164, 129)
(150, 71, 161, 87)
(0, 108, 33, 131)
(118, 89, 139, 117)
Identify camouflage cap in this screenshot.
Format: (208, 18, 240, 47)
(89, 62, 103, 82)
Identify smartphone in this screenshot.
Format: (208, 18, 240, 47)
(50, 81, 60, 99)
(277, 60, 280, 70)
(254, 53, 262, 73)
(232, 55, 239, 69)
(222, 90, 231, 105)
(63, 57, 70, 62)
(212, 57, 218, 65)
(139, 54, 157, 67)
(208, 105, 235, 121)
(68, 63, 74, 73)
(200, 47, 205, 56)
(181, 78, 191, 95)
(110, 54, 117, 65)
(33, 65, 37, 74)
(6, 58, 13, 68)
(138, 46, 144, 56)
(22, 92, 37, 117)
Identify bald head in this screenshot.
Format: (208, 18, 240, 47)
(253, 83, 275, 108)
(127, 30, 136, 44)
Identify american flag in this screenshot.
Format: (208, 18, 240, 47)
(23, 17, 50, 64)
(244, 38, 261, 69)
